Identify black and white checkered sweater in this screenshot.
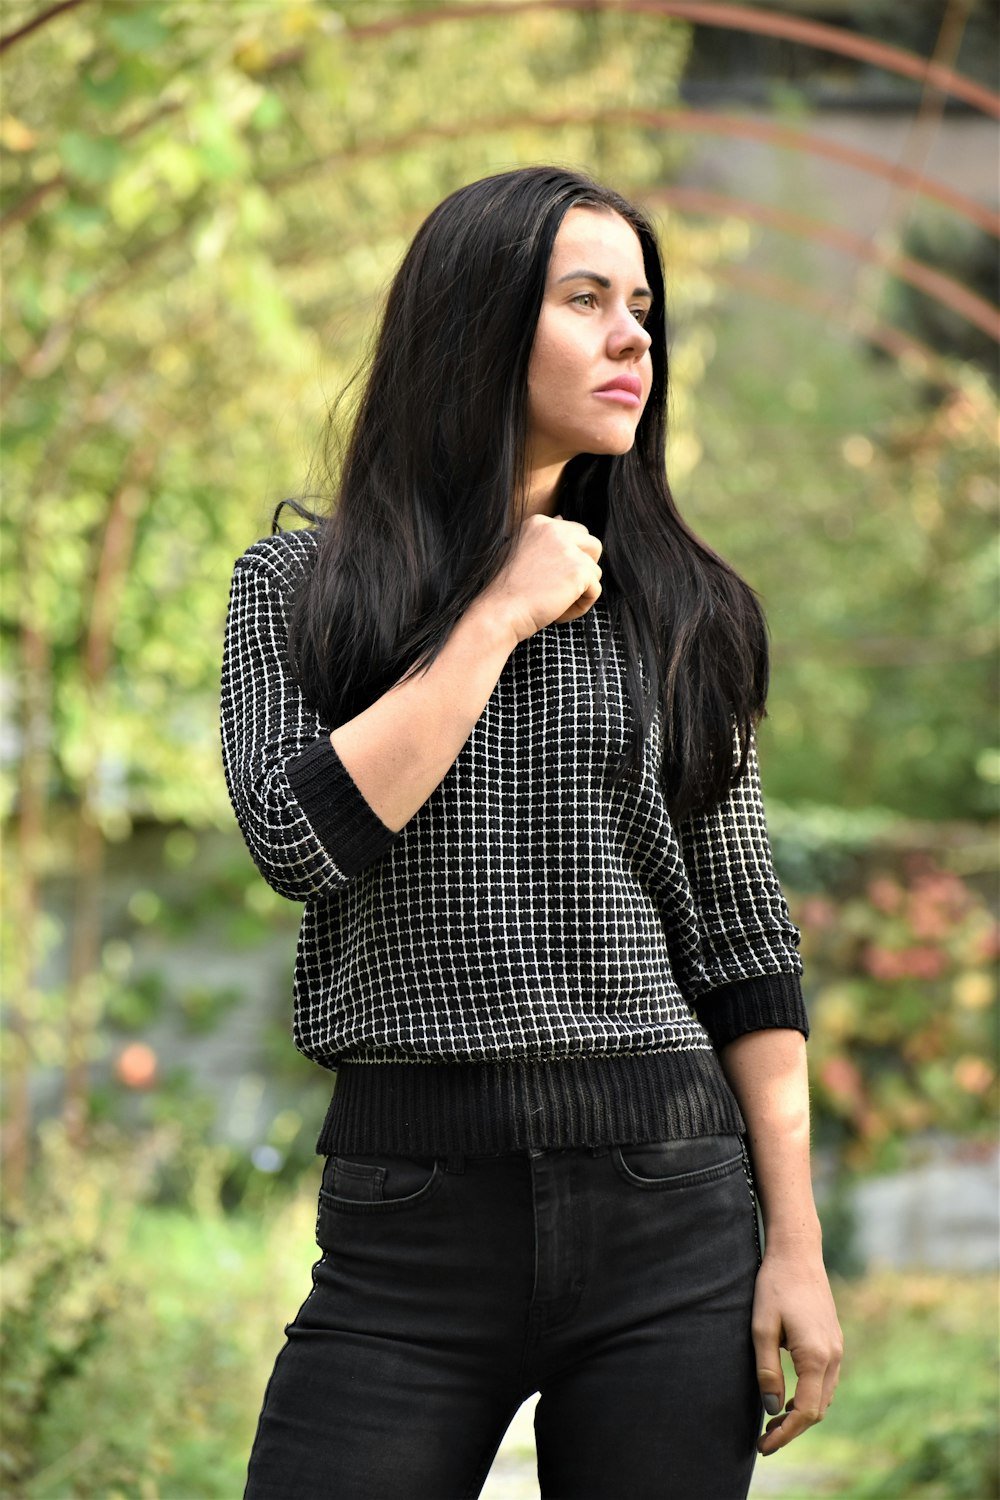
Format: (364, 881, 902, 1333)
(220, 527, 809, 1156)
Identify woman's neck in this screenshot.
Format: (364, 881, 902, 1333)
(516, 460, 566, 524)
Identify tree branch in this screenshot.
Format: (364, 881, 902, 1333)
(0, 0, 88, 55)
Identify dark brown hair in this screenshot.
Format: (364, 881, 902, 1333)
(277, 164, 769, 820)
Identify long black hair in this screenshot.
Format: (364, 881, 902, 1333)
(278, 164, 771, 821)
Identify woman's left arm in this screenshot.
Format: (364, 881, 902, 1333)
(718, 1026, 845, 1459)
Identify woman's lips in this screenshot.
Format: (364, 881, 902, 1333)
(593, 389, 641, 407)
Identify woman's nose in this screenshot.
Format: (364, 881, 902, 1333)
(607, 311, 652, 359)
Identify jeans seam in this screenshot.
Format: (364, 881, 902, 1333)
(611, 1147, 745, 1190)
(740, 1134, 763, 1267)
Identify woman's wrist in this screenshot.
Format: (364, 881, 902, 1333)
(761, 1214, 824, 1255)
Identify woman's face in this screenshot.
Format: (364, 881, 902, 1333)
(526, 206, 654, 472)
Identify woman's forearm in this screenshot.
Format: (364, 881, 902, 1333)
(717, 1027, 823, 1251)
(329, 600, 516, 834)
(724, 1029, 844, 1456)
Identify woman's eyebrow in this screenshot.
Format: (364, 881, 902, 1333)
(555, 269, 654, 301)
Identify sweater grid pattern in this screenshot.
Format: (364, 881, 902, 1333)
(219, 527, 809, 1153)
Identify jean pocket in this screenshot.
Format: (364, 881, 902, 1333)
(317, 1152, 444, 1215)
(611, 1133, 745, 1191)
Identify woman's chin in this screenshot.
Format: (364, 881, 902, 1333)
(584, 432, 639, 458)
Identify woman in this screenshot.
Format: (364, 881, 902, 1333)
(221, 164, 843, 1500)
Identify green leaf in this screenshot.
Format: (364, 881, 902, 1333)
(58, 131, 123, 186)
(81, 65, 130, 112)
(11, 267, 46, 333)
(65, 267, 94, 298)
(52, 199, 109, 237)
(105, 7, 170, 54)
(249, 92, 285, 132)
(190, 101, 250, 182)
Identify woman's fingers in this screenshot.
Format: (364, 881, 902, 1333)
(755, 1357, 784, 1418)
(752, 1253, 845, 1457)
(820, 1356, 843, 1414)
(757, 1338, 844, 1456)
(752, 1303, 785, 1433)
(757, 1369, 825, 1455)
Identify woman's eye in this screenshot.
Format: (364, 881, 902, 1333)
(571, 293, 648, 325)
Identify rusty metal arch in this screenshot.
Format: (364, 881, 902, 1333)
(711, 263, 995, 430)
(338, 0, 1000, 119)
(643, 184, 1000, 341)
(6, 0, 998, 383)
(265, 119, 999, 344)
(256, 2, 1000, 348)
(266, 107, 998, 241)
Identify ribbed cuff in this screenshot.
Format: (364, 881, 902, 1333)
(285, 737, 399, 879)
(691, 971, 810, 1052)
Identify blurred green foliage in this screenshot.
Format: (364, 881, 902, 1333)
(0, 1117, 280, 1496)
(820, 1270, 1000, 1500)
(0, 1122, 140, 1493)
(1, 0, 996, 1182)
(679, 268, 998, 823)
(1, 0, 701, 836)
(0, 5, 997, 1492)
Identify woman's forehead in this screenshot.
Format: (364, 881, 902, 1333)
(548, 207, 646, 280)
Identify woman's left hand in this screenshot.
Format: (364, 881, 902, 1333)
(751, 1242, 844, 1457)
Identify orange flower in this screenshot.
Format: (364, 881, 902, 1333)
(115, 1043, 158, 1090)
(819, 1054, 866, 1108)
(953, 1056, 994, 1095)
(867, 876, 903, 914)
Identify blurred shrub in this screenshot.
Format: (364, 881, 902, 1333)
(0, 1121, 144, 1492)
(2, 1128, 317, 1498)
(768, 799, 902, 892)
(812, 1176, 866, 1280)
(878, 205, 1000, 387)
(813, 1269, 1000, 1499)
(856, 1416, 1000, 1500)
(795, 850, 998, 1170)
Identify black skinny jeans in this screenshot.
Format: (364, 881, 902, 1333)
(243, 1133, 766, 1500)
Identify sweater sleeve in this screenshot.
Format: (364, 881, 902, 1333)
(219, 553, 400, 902)
(675, 719, 809, 1052)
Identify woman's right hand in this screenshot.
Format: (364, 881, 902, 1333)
(477, 513, 603, 646)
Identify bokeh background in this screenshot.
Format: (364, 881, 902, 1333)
(1, 2, 997, 1495)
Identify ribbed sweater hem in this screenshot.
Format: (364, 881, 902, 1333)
(314, 1049, 748, 1156)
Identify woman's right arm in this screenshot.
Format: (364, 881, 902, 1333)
(325, 514, 603, 833)
(326, 598, 516, 835)
(220, 518, 601, 901)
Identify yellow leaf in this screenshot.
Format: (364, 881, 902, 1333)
(281, 4, 321, 38)
(233, 38, 270, 75)
(1, 114, 37, 152)
(952, 971, 995, 1011)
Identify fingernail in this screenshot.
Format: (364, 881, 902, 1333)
(763, 1393, 782, 1416)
